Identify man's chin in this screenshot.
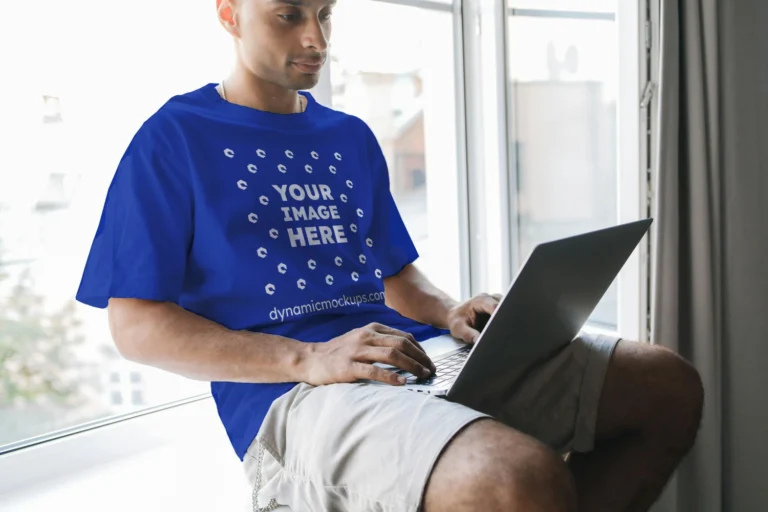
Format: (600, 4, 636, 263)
(290, 75, 321, 91)
(283, 67, 321, 90)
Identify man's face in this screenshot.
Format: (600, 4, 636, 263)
(222, 0, 335, 90)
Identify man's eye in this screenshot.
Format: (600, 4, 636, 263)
(278, 14, 299, 22)
(320, 11, 333, 21)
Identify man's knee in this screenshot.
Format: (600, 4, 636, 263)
(424, 420, 576, 512)
(608, 342, 704, 451)
(653, 346, 704, 447)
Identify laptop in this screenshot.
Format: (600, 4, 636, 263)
(377, 219, 653, 414)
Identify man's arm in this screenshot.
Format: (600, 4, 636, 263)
(383, 264, 460, 329)
(108, 298, 309, 383)
(107, 298, 436, 385)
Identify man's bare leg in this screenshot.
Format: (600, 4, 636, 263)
(568, 341, 704, 511)
(423, 419, 577, 512)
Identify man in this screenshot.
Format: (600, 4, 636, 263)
(76, 0, 704, 510)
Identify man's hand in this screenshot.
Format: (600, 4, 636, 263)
(301, 323, 436, 387)
(447, 293, 503, 344)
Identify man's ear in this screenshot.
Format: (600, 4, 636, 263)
(217, 0, 240, 37)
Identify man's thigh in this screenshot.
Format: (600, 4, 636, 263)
(244, 382, 487, 512)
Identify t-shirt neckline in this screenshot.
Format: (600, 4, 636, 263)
(201, 83, 317, 129)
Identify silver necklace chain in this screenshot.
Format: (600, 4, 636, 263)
(219, 80, 305, 113)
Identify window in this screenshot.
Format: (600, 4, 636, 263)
(0, 0, 647, 458)
(0, 0, 229, 451)
(131, 390, 145, 407)
(110, 392, 123, 407)
(505, 0, 643, 331)
(328, 0, 464, 300)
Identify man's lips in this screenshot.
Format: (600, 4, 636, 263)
(292, 61, 324, 74)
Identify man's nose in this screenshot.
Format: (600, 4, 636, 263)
(301, 18, 329, 53)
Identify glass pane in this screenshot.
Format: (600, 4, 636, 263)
(507, 3, 619, 329)
(0, 0, 227, 449)
(330, 0, 462, 300)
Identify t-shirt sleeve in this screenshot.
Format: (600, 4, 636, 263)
(365, 128, 420, 278)
(76, 124, 193, 309)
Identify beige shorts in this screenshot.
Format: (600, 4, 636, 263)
(243, 332, 620, 512)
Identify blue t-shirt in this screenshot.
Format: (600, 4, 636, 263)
(76, 83, 447, 460)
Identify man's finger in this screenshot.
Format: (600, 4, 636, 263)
(356, 346, 430, 378)
(491, 293, 503, 302)
(371, 334, 435, 372)
(352, 362, 404, 386)
(453, 323, 481, 344)
(475, 296, 499, 315)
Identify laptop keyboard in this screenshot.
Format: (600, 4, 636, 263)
(398, 345, 471, 386)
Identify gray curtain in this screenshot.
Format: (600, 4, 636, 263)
(652, 1, 768, 511)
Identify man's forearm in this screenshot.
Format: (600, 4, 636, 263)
(108, 298, 310, 384)
(383, 264, 459, 329)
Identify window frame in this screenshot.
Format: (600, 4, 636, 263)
(616, 0, 648, 342)
(464, 0, 650, 340)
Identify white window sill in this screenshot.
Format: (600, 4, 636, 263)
(0, 397, 251, 512)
